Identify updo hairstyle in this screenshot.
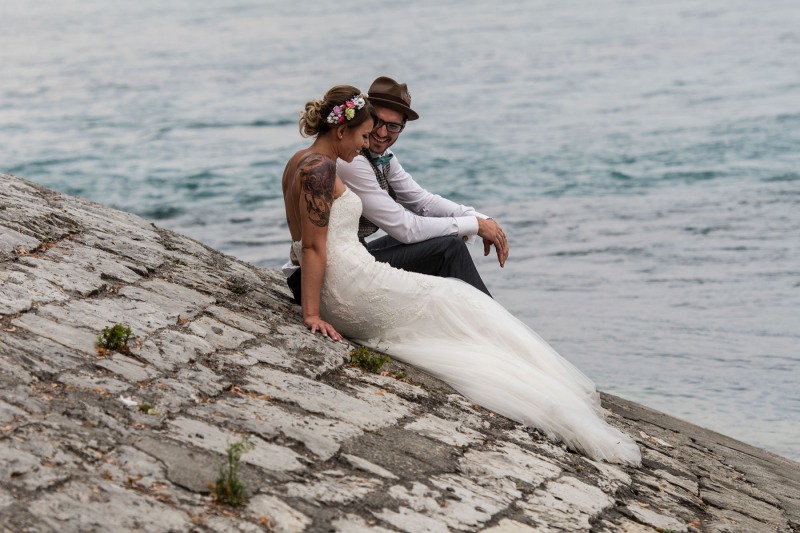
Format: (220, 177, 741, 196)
(299, 85, 374, 138)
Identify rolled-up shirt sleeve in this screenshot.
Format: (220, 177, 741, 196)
(338, 153, 486, 244)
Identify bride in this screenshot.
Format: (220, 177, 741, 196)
(281, 85, 641, 466)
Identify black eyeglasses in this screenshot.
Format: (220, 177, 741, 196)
(373, 118, 405, 134)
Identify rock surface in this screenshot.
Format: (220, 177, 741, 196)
(1, 173, 798, 532)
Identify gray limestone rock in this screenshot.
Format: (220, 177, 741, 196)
(187, 315, 255, 349)
(2, 173, 799, 533)
(95, 352, 159, 383)
(17, 240, 142, 295)
(27, 479, 190, 532)
(118, 279, 215, 321)
(0, 225, 41, 254)
(167, 416, 306, 473)
(0, 330, 87, 378)
(246, 366, 412, 430)
(0, 269, 67, 314)
(188, 395, 363, 461)
(134, 328, 214, 372)
(517, 476, 615, 530)
(12, 312, 98, 357)
(55, 368, 131, 398)
(247, 494, 312, 532)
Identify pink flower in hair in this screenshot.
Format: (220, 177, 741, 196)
(326, 93, 368, 125)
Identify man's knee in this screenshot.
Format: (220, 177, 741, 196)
(439, 235, 470, 260)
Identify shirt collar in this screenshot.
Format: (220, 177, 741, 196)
(368, 149, 393, 167)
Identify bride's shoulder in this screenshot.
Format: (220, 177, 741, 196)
(284, 151, 335, 185)
(296, 151, 336, 175)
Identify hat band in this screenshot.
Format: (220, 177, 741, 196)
(369, 92, 410, 108)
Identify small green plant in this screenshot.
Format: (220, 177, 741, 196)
(350, 346, 391, 373)
(390, 369, 408, 380)
(214, 437, 254, 506)
(137, 403, 159, 415)
(97, 323, 133, 353)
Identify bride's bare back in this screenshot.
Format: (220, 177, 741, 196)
(281, 149, 345, 245)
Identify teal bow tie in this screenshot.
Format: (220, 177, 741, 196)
(372, 154, 393, 167)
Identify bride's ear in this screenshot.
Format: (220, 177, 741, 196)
(334, 125, 345, 140)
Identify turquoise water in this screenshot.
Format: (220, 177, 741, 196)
(3, 0, 799, 460)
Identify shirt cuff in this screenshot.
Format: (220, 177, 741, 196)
(456, 216, 479, 244)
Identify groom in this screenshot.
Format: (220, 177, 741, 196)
(285, 76, 509, 303)
(339, 76, 509, 289)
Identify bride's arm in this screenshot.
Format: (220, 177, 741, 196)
(298, 155, 343, 342)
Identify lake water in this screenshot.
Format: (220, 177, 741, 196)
(3, 0, 799, 461)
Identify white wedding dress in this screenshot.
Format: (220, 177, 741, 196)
(293, 188, 641, 465)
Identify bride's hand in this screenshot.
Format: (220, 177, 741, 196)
(304, 315, 344, 342)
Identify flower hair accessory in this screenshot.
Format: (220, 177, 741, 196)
(326, 93, 368, 125)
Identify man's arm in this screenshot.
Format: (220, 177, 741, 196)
(338, 154, 480, 244)
(387, 155, 509, 267)
(338, 154, 509, 266)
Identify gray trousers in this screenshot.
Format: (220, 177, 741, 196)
(286, 235, 491, 304)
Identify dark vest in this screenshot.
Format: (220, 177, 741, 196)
(357, 148, 396, 243)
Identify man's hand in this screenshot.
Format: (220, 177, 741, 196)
(476, 217, 509, 267)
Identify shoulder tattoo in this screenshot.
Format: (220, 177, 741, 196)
(300, 155, 336, 227)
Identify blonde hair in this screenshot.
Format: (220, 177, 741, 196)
(299, 85, 374, 138)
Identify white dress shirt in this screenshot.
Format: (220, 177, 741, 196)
(336, 151, 487, 244)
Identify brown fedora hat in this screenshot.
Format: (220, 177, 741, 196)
(368, 76, 419, 121)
